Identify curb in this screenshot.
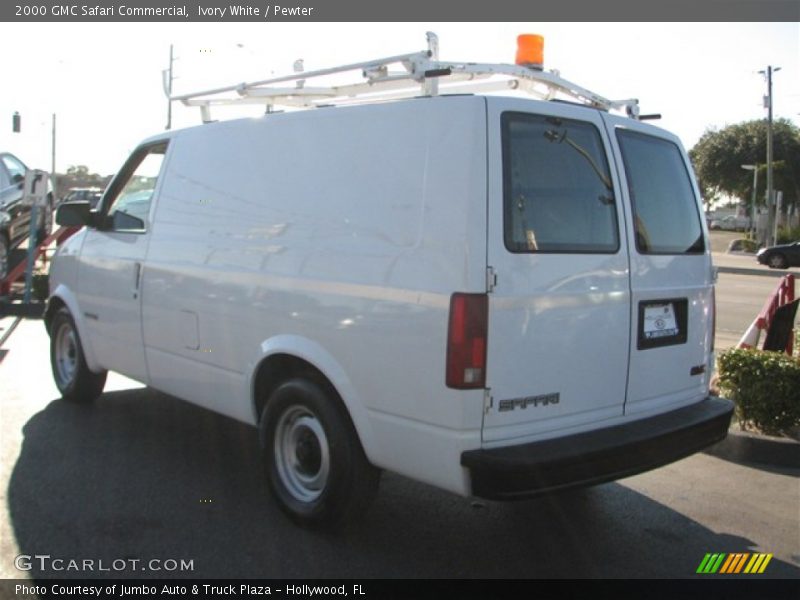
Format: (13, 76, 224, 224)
(704, 428, 800, 469)
(715, 265, 795, 279)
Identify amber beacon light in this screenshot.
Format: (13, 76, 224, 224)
(515, 34, 544, 69)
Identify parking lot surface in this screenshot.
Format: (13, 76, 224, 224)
(0, 318, 797, 580)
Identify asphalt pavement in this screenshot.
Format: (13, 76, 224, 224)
(0, 314, 798, 581)
(0, 232, 797, 581)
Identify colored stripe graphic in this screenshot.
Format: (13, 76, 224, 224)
(697, 553, 726, 574)
(720, 553, 749, 574)
(697, 553, 773, 574)
(744, 553, 773, 574)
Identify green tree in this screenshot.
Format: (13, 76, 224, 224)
(55, 165, 112, 199)
(689, 119, 800, 213)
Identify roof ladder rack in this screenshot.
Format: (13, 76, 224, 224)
(172, 32, 641, 123)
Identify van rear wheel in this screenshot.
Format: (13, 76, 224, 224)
(260, 377, 379, 528)
(50, 307, 107, 403)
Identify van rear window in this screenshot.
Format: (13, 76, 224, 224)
(617, 130, 705, 254)
(501, 112, 619, 254)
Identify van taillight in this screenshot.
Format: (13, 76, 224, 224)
(446, 293, 488, 389)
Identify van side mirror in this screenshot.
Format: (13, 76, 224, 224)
(56, 201, 95, 227)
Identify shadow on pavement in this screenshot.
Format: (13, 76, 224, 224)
(8, 388, 800, 579)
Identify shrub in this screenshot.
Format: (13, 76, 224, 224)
(717, 348, 800, 436)
(776, 225, 800, 245)
(795, 329, 799, 360)
(727, 238, 758, 253)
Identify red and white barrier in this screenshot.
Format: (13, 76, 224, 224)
(736, 274, 796, 355)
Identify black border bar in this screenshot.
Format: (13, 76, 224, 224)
(3, 0, 800, 22)
(1, 578, 798, 600)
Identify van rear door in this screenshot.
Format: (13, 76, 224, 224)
(482, 99, 631, 443)
(603, 116, 713, 417)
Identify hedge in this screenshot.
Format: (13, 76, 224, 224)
(716, 348, 800, 436)
(777, 225, 800, 245)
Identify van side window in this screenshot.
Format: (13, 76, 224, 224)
(616, 130, 705, 254)
(502, 112, 619, 254)
(104, 143, 167, 233)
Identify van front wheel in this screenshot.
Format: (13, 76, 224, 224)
(260, 378, 379, 528)
(50, 307, 107, 403)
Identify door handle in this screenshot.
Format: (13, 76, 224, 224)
(133, 262, 142, 298)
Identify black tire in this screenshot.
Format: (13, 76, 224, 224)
(0, 234, 8, 282)
(260, 377, 379, 528)
(767, 253, 788, 269)
(49, 307, 107, 403)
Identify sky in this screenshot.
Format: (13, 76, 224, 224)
(1, 22, 798, 177)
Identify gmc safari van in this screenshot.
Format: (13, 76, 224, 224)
(46, 35, 733, 527)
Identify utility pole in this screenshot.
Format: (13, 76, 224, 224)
(741, 164, 758, 239)
(51, 113, 57, 201)
(165, 44, 175, 130)
(760, 65, 781, 247)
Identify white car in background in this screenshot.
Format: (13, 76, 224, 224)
(709, 215, 750, 231)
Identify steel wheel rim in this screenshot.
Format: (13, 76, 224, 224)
(274, 405, 331, 503)
(54, 321, 78, 387)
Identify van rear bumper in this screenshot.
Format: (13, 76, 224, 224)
(461, 396, 734, 500)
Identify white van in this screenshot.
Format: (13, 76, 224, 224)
(46, 36, 733, 527)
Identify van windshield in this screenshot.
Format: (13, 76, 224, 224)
(501, 112, 619, 254)
(617, 130, 705, 255)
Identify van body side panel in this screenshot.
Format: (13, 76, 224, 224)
(47, 230, 105, 373)
(76, 228, 150, 381)
(48, 264, 104, 375)
(603, 115, 713, 417)
(481, 99, 631, 445)
(141, 97, 488, 494)
(73, 141, 171, 384)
